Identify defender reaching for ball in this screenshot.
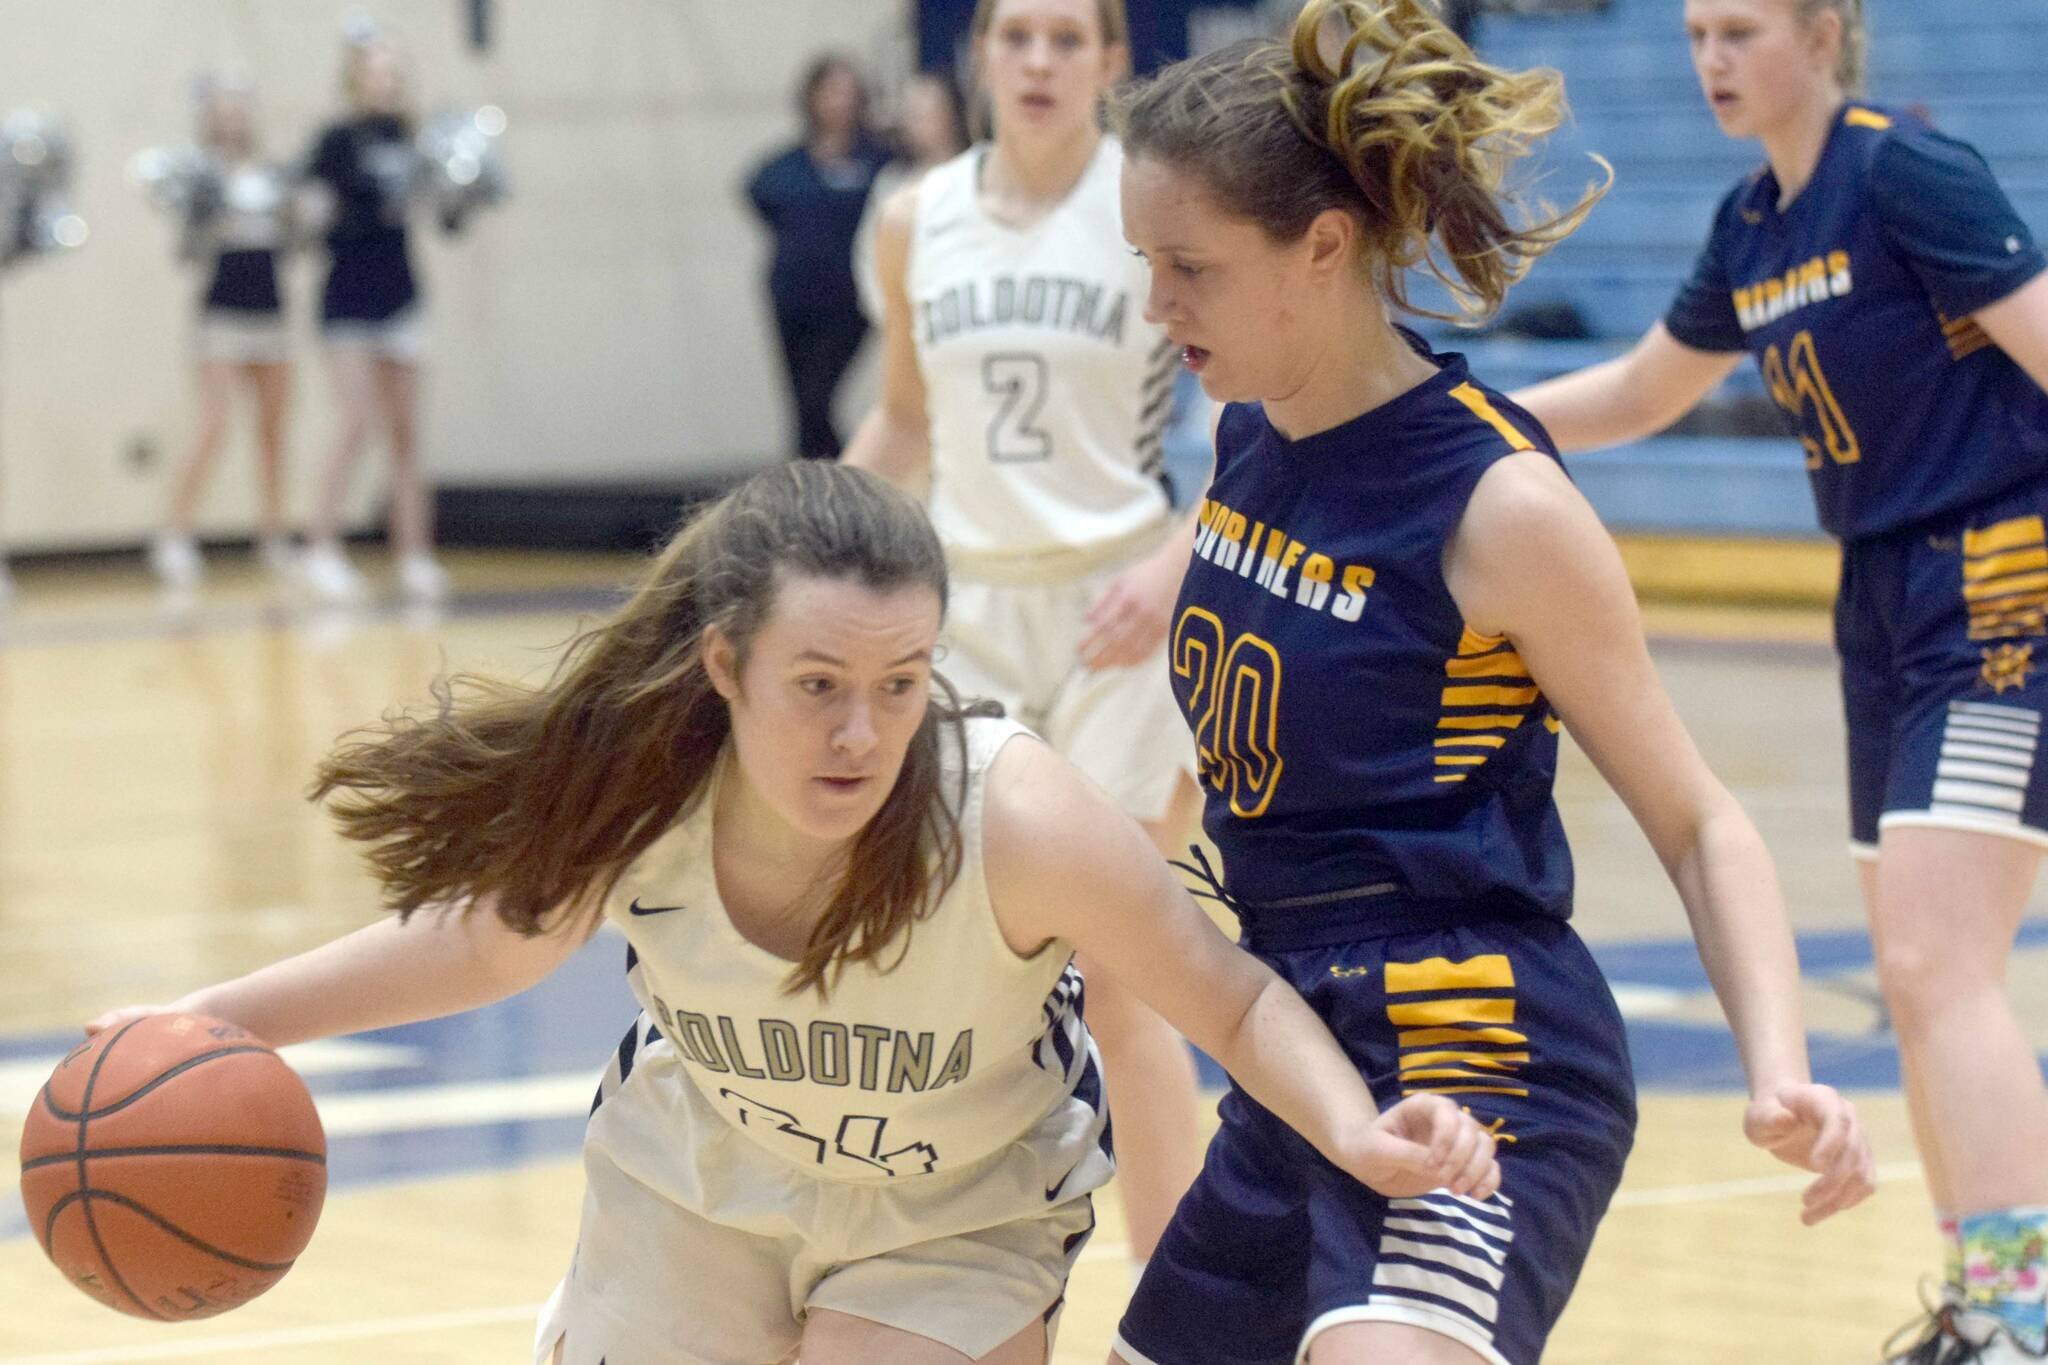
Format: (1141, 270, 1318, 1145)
(89, 462, 1501, 1365)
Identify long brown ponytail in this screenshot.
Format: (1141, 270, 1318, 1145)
(1112, 0, 1609, 322)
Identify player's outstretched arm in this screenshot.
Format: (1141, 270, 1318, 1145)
(980, 737, 1501, 1202)
(1447, 455, 1876, 1224)
(840, 182, 933, 491)
(1510, 323, 1742, 454)
(85, 896, 596, 1048)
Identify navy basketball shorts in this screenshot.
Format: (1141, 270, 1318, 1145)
(1116, 915, 1636, 1365)
(1837, 478, 2048, 858)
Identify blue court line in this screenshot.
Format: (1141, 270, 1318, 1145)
(6, 920, 2046, 1242)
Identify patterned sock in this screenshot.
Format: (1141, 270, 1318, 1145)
(1942, 1212, 1965, 1294)
(1958, 1207, 2048, 1351)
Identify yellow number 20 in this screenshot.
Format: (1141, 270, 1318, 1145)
(1173, 607, 1285, 818)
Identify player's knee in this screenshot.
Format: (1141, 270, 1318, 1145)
(1871, 932, 1980, 1020)
(1307, 1320, 1491, 1364)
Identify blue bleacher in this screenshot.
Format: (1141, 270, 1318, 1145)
(1426, 0, 2048, 539)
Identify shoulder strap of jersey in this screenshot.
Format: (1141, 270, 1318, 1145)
(913, 147, 981, 240)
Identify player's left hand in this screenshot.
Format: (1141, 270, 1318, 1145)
(1741, 1082, 1876, 1225)
(1078, 544, 1183, 670)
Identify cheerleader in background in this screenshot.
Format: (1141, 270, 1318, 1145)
(143, 78, 298, 591)
(298, 27, 444, 603)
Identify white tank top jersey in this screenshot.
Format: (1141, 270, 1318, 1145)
(910, 136, 1179, 569)
(604, 716, 1097, 1184)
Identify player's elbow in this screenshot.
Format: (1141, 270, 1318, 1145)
(1197, 973, 1285, 1081)
(855, 408, 930, 485)
(462, 898, 587, 1001)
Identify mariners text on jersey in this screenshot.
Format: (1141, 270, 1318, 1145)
(1734, 250, 1853, 331)
(1192, 495, 1376, 622)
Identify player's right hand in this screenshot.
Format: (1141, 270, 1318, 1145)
(1338, 1093, 1502, 1200)
(84, 1004, 181, 1037)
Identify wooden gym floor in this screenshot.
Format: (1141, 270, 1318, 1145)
(0, 546, 2042, 1364)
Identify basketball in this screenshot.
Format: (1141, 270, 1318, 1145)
(15, 1013, 327, 1321)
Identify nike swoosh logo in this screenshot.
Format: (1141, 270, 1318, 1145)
(628, 898, 687, 917)
(1045, 1161, 1084, 1202)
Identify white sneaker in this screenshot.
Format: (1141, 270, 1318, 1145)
(257, 535, 298, 580)
(1954, 1309, 2048, 1363)
(148, 531, 203, 589)
(300, 543, 366, 602)
(1887, 1299, 2048, 1363)
(397, 554, 451, 602)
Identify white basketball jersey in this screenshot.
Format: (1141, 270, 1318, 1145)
(910, 137, 1177, 568)
(604, 717, 1102, 1184)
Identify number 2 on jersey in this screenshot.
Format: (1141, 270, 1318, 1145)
(983, 353, 1052, 462)
(1174, 607, 1285, 818)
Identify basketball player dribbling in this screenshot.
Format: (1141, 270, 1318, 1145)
(89, 462, 1505, 1365)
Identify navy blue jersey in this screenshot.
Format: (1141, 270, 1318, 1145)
(1665, 103, 2048, 541)
(1175, 340, 1573, 936)
(307, 115, 418, 322)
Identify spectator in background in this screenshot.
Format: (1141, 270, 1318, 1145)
(854, 72, 970, 322)
(746, 55, 891, 461)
